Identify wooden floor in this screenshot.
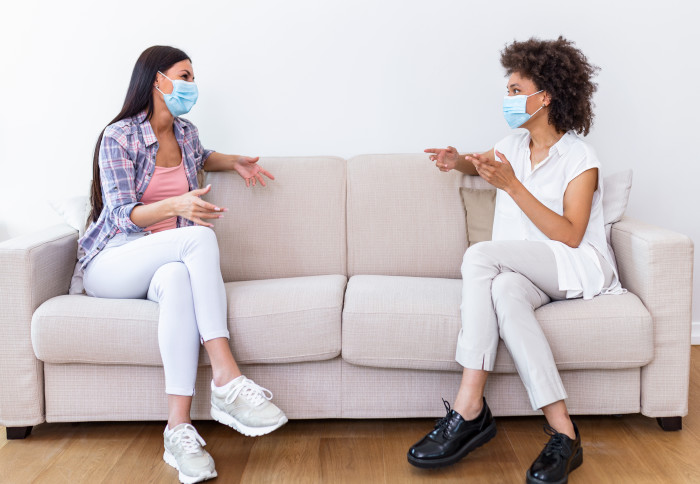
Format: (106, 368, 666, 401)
(3, 347, 700, 483)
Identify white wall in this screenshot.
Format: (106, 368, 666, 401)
(1, 0, 697, 321)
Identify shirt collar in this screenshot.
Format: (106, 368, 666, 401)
(173, 116, 186, 144)
(551, 130, 577, 156)
(137, 110, 188, 146)
(137, 110, 158, 147)
(521, 130, 577, 157)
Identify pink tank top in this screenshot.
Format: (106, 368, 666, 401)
(141, 161, 189, 233)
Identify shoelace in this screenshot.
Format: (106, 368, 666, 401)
(170, 424, 206, 454)
(542, 424, 572, 458)
(224, 378, 273, 407)
(433, 398, 453, 432)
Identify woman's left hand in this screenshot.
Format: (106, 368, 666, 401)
(467, 150, 518, 192)
(234, 156, 275, 187)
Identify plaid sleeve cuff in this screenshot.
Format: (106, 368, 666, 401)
(198, 149, 215, 170)
(114, 201, 144, 233)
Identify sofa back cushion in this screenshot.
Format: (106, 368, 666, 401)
(348, 154, 476, 278)
(202, 156, 347, 282)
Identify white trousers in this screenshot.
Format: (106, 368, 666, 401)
(456, 240, 613, 410)
(83, 226, 229, 396)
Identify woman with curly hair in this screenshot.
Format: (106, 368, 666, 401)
(408, 37, 623, 483)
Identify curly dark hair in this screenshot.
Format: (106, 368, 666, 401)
(500, 36, 599, 135)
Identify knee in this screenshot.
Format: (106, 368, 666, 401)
(461, 242, 496, 277)
(186, 225, 218, 243)
(181, 226, 219, 251)
(155, 262, 191, 294)
(491, 272, 527, 312)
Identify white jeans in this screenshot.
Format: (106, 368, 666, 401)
(83, 226, 229, 396)
(456, 240, 614, 410)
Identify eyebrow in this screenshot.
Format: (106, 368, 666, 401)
(180, 69, 193, 77)
(508, 83, 521, 88)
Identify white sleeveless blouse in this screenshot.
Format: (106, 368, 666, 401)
(492, 131, 624, 300)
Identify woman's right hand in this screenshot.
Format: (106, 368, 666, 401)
(424, 146, 460, 172)
(171, 184, 227, 228)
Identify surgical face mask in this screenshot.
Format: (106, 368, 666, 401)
(156, 71, 198, 117)
(502, 90, 544, 129)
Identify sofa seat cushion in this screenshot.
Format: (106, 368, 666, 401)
(342, 275, 653, 373)
(32, 275, 346, 366)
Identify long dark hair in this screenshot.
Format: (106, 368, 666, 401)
(88, 45, 191, 225)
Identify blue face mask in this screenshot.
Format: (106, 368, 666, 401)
(156, 71, 198, 117)
(502, 90, 544, 128)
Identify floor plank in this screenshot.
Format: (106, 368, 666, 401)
(0, 423, 78, 483)
(1, 347, 699, 483)
(240, 428, 322, 483)
(319, 437, 385, 483)
(31, 422, 143, 484)
(99, 422, 174, 484)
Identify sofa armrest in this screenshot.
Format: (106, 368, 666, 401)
(0, 224, 78, 426)
(611, 217, 694, 418)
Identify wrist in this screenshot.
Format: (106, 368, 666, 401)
(505, 179, 523, 198)
(166, 196, 179, 218)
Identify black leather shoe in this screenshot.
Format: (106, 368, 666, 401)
(407, 398, 497, 468)
(526, 422, 583, 484)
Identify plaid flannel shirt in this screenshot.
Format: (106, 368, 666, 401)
(78, 110, 213, 269)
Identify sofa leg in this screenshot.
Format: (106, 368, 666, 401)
(6, 426, 33, 439)
(657, 417, 682, 431)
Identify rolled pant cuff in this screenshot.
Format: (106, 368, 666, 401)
(200, 330, 231, 343)
(527, 377, 568, 410)
(166, 386, 196, 396)
(455, 349, 496, 371)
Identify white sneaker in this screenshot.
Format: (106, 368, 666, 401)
(163, 423, 217, 484)
(210, 376, 288, 437)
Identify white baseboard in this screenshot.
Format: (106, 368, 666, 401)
(692, 321, 700, 345)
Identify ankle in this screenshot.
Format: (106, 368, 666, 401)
(453, 399, 483, 421)
(549, 420, 576, 440)
(212, 370, 243, 388)
(167, 417, 192, 430)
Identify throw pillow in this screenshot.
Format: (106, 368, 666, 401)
(460, 187, 497, 247)
(48, 195, 91, 237)
(602, 170, 633, 243)
(48, 182, 93, 295)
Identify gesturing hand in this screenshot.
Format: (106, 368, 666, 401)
(234, 156, 275, 187)
(466, 150, 518, 191)
(172, 184, 227, 228)
(425, 146, 460, 172)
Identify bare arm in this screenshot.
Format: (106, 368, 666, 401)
(202, 152, 239, 171)
(203, 152, 275, 187)
(469, 150, 598, 248)
(425, 146, 492, 176)
(507, 169, 598, 247)
(130, 185, 226, 229)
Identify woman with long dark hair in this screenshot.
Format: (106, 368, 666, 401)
(409, 37, 623, 483)
(79, 45, 286, 483)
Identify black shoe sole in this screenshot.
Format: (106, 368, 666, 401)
(525, 447, 583, 484)
(406, 419, 498, 469)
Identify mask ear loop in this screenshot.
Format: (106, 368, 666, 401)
(155, 71, 170, 96)
(528, 90, 546, 117)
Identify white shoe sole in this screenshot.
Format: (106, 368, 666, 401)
(211, 405, 288, 437)
(163, 449, 217, 484)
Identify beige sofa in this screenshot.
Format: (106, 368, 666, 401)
(0, 154, 694, 440)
